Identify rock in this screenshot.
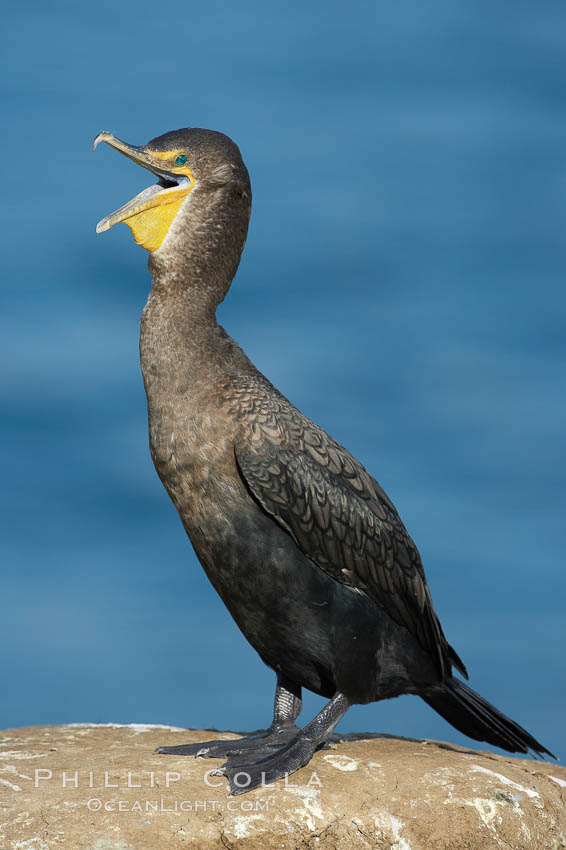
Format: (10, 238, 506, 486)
(0, 724, 564, 849)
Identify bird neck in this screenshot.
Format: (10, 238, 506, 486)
(140, 183, 251, 387)
(147, 182, 250, 319)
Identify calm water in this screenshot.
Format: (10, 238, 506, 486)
(2, 0, 565, 760)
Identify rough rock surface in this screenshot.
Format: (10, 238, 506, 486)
(0, 724, 564, 849)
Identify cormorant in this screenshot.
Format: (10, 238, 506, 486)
(94, 127, 553, 794)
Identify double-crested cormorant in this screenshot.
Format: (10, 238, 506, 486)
(94, 127, 553, 794)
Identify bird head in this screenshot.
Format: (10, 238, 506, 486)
(94, 128, 251, 256)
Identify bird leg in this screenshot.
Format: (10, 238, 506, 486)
(217, 691, 351, 795)
(154, 673, 302, 760)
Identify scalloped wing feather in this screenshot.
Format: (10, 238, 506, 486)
(234, 408, 467, 681)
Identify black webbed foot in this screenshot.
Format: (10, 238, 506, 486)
(215, 692, 350, 794)
(216, 731, 320, 795)
(156, 691, 350, 794)
(154, 722, 299, 760)
(155, 672, 303, 762)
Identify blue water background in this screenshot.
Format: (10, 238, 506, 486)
(2, 1, 565, 760)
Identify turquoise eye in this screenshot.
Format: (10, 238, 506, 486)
(175, 154, 187, 166)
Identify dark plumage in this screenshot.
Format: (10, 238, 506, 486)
(95, 126, 553, 794)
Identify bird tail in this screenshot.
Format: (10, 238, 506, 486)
(421, 677, 555, 758)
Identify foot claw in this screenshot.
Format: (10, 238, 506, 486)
(153, 743, 210, 757)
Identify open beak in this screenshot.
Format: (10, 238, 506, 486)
(93, 131, 193, 234)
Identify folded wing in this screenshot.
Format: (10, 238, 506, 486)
(235, 408, 467, 680)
